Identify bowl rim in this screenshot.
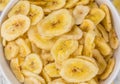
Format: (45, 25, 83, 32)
(0, 0, 120, 84)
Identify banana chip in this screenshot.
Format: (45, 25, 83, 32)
(97, 24, 109, 42)
(95, 36, 112, 56)
(22, 53, 43, 74)
(10, 58, 24, 82)
(65, 0, 79, 8)
(93, 49, 107, 75)
(44, 63, 60, 78)
(83, 31, 96, 57)
(60, 58, 99, 82)
(109, 29, 119, 49)
(86, 8, 105, 25)
(5, 41, 19, 60)
(41, 70, 52, 83)
(28, 4, 44, 25)
(80, 19, 95, 32)
(100, 58, 115, 80)
(77, 0, 89, 5)
(73, 5, 90, 25)
(8, 1, 30, 17)
(100, 4, 112, 32)
(1, 15, 30, 41)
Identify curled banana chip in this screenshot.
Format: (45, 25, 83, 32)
(97, 24, 109, 42)
(22, 70, 46, 84)
(80, 19, 95, 32)
(72, 45, 83, 56)
(10, 58, 24, 82)
(109, 29, 119, 49)
(95, 36, 112, 56)
(76, 56, 98, 68)
(62, 25, 83, 40)
(41, 70, 52, 83)
(93, 49, 107, 75)
(28, 26, 55, 50)
(87, 78, 98, 84)
(100, 4, 112, 32)
(100, 57, 115, 80)
(24, 77, 41, 84)
(83, 31, 96, 57)
(41, 51, 54, 66)
(48, 78, 66, 84)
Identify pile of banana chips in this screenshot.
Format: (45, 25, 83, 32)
(0, 0, 119, 84)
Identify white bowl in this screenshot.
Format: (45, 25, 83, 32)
(0, 0, 120, 84)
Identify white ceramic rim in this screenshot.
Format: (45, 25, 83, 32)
(0, 0, 120, 84)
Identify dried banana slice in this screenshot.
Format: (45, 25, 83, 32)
(4, 41, 19, 60)
(100, 58, 115, 80)
(22, 53, 43, 74)
(83, 31, 96, 57)
(1, 15, 30, 41)
(44, 63, 60, 77)
(28, 26, 54, 50)
(76, 56, 98, 67)
(80, 19, 95, 32)
(73, 5, 90, 25)
(41, 0, 66, 11)
(93, 49, 107, 75)
(24, 77, 41, 84)
(65, 0, 79, 8)
(95, 36, 112, 56)
(60, 58, 99, 82)
(8, 1, 30, 17)
(62, 25, 83, 40)
(37, 9, 74, 37)
(15, 38, 31, 57)
(87, 78, 98, 84)
(100, 4, 112, 32)
(109, 29, 119, 49)
(41, 70, 52, 83)
(48, 78, 66, 84)
(41, 52, 54, 66)
(73, 45, 83, 56)
(28, 4, 44, 25)
(22, 70, 46, 84)
(97, 24, 109, 42)
(10, 58, 24, 82)
(86, 8, 105, 25)
(77, 0, 89, 5)
(51, 37, 78, 62)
